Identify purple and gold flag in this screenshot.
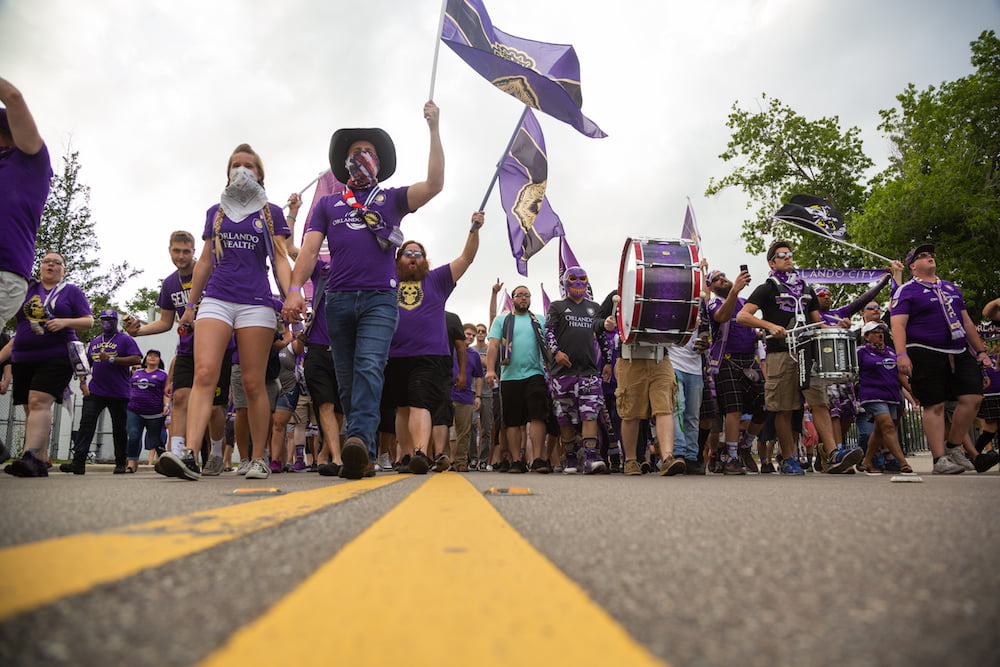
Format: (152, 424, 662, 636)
(558, 236, 593, 299)
(441, 0, 606, 138)
(499, 109, 564, 276)
(681, 198, 701, 249)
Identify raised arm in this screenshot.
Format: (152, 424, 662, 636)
(0, 76, 43, 155)
(406, 101, 444, 211)
(449, 211, 483, 283)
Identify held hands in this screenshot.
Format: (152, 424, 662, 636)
(281, 292, 306, 323)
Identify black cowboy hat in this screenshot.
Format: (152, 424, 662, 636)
(328, 128, 396, 184)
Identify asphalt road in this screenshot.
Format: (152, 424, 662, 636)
(1, 454, 997, 666)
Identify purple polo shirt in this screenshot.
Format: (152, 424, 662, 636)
(389, 264, 456, 358)
(0, 144, 52, 280)
(87, 332, 142, 398)
(11, 280, 91, 363)
(452, 346, 484, 404)
(708, 296, 758, 354)
(157, 270, 194, 356)
(128, 368, 169, 414)
(306, 186, 411, 291)
(857, 344, 901, 405)
(201, 203, 289, 307)
(891, 279, 968, 353)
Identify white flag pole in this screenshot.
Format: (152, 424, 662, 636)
(428, 0, 448, 100)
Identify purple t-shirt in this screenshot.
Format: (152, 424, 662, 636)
(451, 345, 484, 404)
(306, 186, 411, 291)
(305, 259, 330, 346)
(857, 344, 901, 405)
(157, 270, 194, 356)
(708, 295, 758, 354)
(891, 279, 968, 353)
(87, 332, 141, 398)
(0, 144, 53, 280)
(389, 264, 456, 358)
(128, 368, 168, 414)
(12, 280, 90, 363)
(983, 355, 1000, 397)
(201, 203, 289, 307)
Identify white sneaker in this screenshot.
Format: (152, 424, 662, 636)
(236, 460, 251, 476)
(933, 456, 966, 474)
(377, 453, 393, 472)
(945, 446, 975, 471)
(245, 458, 270, 479)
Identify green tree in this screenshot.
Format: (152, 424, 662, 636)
(124, 284, 162, 319)
(853, 30, 1000, 317)
(36, 147, 142, 340)
(705, 94, 875, 285)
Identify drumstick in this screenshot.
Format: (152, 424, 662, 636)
(764, 321, 823, 340)
(609, 295, 621, 331)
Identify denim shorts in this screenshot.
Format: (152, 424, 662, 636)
(863, 401, 898, 421)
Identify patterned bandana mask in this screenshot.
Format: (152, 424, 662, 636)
(100, 319, 117, 335)
(346, 151, 380, 189)
(563, 266, 589, 299)
(221, 166, 267, 222)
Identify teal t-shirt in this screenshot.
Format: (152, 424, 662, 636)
(488, 311, 546, 381)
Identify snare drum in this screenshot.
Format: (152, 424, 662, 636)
(617, 238, 701, 346)
(809, 329, 858, 381)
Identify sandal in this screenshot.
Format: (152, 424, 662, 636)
(859, 462, 882, 476)
(898, 464, 916, 475)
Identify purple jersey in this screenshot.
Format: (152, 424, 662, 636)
(857, 344, 901, 405)
(87, 332, 141, 398)
(11, 281, 91, 363)
(201, 202, 289, 307)
(128, 368, 168, 414)
(708, 295, 758, 354)
(389, 264, 456, 358)
(157, 270, 194, 356)
(451, 346, 484, 404)
(0, 144, 52, 280)
(891, 279, 968, 353)
(306, 186, 411, 291)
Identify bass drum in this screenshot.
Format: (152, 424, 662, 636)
(617, 238, 701, 346)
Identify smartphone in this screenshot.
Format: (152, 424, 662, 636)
(740, 264, 748, 273)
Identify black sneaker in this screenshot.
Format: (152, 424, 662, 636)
(409, 451, 431, 475)
(530, 458, 552, 473)
(508, 460, 527, 473)
(609, 452, 622, 473)
(974, 450, 1000, 473)
(158, 450, 201, 480)
(59, 459, 86, 475)
(113, 465, 127, 474)
(4, 451, 48, 477)
(317, 462, 341, 477)
(0, 438, 9, 464)
(394, 454, 412, 474)
(497, 459, 510, 473)
(640, 461, 652, 474)
(340, 438, 369, 480)
(432, 454, 451, 473)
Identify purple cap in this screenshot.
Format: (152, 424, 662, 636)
(705, 270, 725, 288)
(99, 308, 118, 320)
(905, 243, 934, 266)
(814, 286, 832, 297)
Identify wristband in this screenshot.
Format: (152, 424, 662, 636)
(287, 215, 296, 221)
(976, 350, 987, 356)
(896, 351, 908, 357)
(185, 302, 196, 310)
(288, 286, 302, 293)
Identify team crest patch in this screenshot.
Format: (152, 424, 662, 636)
(398, 281, 424, 310)
(253, 218, 265, 233)
(23, 295, 45, 321)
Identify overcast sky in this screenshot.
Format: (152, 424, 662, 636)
(2, 0, 997, 326)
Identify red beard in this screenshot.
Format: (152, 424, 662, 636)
(396, 260, 429, 282)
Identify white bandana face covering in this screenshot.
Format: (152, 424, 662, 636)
(221, 166, 268, 222)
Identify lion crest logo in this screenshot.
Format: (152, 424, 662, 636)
(23, 294, 46, 322)
(492, 75, 539, 109)
(398, 281, 424, 310)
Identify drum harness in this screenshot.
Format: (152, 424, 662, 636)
(768, 277, 820, 390)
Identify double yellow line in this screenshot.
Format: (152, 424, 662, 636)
(1, 475, 667, 666)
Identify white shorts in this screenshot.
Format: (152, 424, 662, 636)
(196, 297, 278, 330)
(0, 271, 28, 324)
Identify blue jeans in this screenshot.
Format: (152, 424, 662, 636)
(672, 370, 703, 461)
(326, 290, 399, 459)
(126, 410, 166, 461)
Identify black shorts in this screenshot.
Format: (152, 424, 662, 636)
(432, 393, 455, 427)
(173, 354, 232, 406)
(500, 374, 549, 427)
(382, 355, 451, 412)
(304, 344, 341, 412)
(909, 347, 983, 406)
(757, 408, 804, 441)
(12, 357, 73, 405)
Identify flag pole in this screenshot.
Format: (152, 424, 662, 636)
(282, 169, 331, 210)
(428, 0, 448, 100)
(773, 218, 894, 264)
(478, 106, 530, 213)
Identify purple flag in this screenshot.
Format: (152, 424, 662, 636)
(499, 109, 564, 276)
(557, 236, 593, 299)
(300, 171, 343, 300)
(501, 289, 513, 314)
(441, 0, 606, 138)
(540, 283, 551, 313)
(681, 198, 701, 249)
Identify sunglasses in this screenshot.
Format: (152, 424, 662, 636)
(864, 305, 880, 311)
(401, 250, 424, 258)
(914, 251, 934, 260)
(476, 329, 487, 334)
(710, 273, 726, 284)
(773, 251, 793, 259)
(42, 259, 64, 266)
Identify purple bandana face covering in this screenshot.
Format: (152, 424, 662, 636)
(346, 151, 379, 188)
(563, 265, 588, 299)
(100, 319, 117, 335)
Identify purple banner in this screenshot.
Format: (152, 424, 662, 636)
(441, 0, 606, 138)
(800, 268, 887, 284)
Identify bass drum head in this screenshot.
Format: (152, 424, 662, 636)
(617, 238, 640, 342)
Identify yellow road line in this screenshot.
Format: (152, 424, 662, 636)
(201, 474, 667, 667)
(0, 476, 404, 620)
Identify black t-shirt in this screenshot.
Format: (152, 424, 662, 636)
(747, 278, 819, 353)
(546, 297, 603, 377)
